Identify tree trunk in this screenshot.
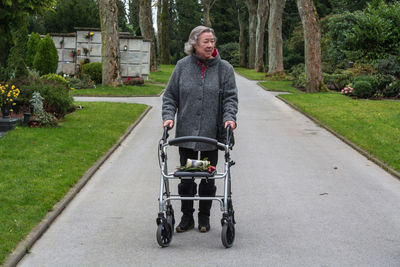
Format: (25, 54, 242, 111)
(99, 0, 122, 86)
(237, 0, 248, 67)
(139, 0, 158, 71)
(255, 0, 268, 72)
(159, 0, 170, 64)
(157, 0, 161, 55)
(201, 0, 216, 27)
(296, 0, 325, 93)
(245, 0, 257, 69)
(268, 0, 285, 75)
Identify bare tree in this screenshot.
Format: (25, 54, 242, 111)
(99, 0, 122, 86)
(296, 0, 326, 92)
(236, 0, 248, 67)
(268, 0, 285, 75)
(201, 0, 217, 27)
(245, 0, 257, 69)
(255, 0, 269, 72)
(139, 0, 158, 71)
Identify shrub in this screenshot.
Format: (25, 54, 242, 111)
(124, 77, 144, 85)
(218, 42, 239, 67)
(33, 34, 59, 75)
(323, 69, 354, 90)
(348, 61, 377, 76)
(67, 73, 95, 89)
(81, 62, 102, 84)
(26, 33, 41, 68)
(345, 0, 400, 61)
(382, 80, 400, 98)
(29, 91, 58, 127)
(377, 56, 400, 78)
(375, 73, 394, 92)
(290, 63, 306, 89)
(40, 73, 69, 91)
(353, 75, 379, 89)
(321, 12, 358, 66)
(352, 80, 376, 98)
(0, 66, 11, 82)
(18, 82, 74, 118)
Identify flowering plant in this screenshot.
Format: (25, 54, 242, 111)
(0, 83, 20, 111)
(341, 86, 353, 95)
(177, 158, 216, 173)
(85, 32, 94, 40)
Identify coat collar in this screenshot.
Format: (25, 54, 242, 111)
(190, 52, 221, 67)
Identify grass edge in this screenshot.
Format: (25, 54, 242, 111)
(276, 95, 400, 180)
(3, 106, 152, 267)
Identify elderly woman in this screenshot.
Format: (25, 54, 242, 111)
(162, 26, 238, 233)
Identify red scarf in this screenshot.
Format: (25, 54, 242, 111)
(197, 49, 218, 77)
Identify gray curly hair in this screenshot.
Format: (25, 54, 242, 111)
(184, 26, 217, 55)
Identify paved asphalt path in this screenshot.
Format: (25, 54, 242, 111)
(18, 74, 400, 266)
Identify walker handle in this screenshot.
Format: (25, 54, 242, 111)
(162, 126, 169, 144)
(168, 136, 225, 150)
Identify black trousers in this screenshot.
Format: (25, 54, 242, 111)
(178, 147, 218, 218)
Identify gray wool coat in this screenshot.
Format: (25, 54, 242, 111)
(162, 53, 238, 151)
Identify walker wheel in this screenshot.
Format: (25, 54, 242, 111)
(221, 222, 235, 248)
(156, 222, 172, 247)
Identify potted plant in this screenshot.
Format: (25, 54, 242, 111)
(0, 83, 20, 119)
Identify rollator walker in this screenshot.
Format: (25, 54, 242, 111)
(156, 126, 236, 248)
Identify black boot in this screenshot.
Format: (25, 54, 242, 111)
(176, 205, 194, 232)
(176, 180, 196, 233)
(198, 208, 211, 232)
(198, 180, 216, 232)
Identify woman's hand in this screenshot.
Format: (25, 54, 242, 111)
(163, 120, 174, 129)
(224, 120, 236, 130)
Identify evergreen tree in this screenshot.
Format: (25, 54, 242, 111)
(211, 0, 240, 45)
(169, 0, 202, 63)
(41, 0, 100, 33)
(0, 0, 55, 69)
(33, 34, 59, 75)
(7, 16, 29, 78)
(26, 33, 41, 68)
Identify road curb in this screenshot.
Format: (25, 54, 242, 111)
(275, 94, 400, 181)
(72, 89, 165, 98)
(3, 106, 152, 267)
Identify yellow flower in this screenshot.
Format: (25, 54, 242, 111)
(12, 103, 16, 106)
(9, 109, 13, 112)
(5, 84, 8, 87)
(90, 32, 94, 36)
(11, 85, 15, 89)
(9, 99, 13, 102)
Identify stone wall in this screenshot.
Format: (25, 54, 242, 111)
(51, 28, 150, 80)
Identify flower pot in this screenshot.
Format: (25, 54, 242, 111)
(23, 113, 31, 126)
(1, 106, 10, 119)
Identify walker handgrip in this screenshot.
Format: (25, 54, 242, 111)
(168, 136, 223, 148)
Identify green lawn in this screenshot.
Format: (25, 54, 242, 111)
(70, 84, 164, 96)
(234, 67, 268, 80)
(148, 64, 175, 84)
(280, 92, 400, 172)
(259, 80, 301, 94)
(0, 102, 148, 265)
